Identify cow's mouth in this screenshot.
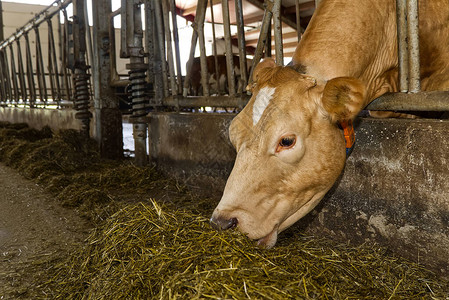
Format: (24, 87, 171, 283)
(256, 224, 279, 249)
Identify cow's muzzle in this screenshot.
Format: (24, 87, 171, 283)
(210, 216, 238, 231)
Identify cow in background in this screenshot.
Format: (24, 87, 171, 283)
(187, 55, 249, 96)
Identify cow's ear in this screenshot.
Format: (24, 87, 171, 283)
(247, 58, 277, 92)
(321, 77, 366, 123)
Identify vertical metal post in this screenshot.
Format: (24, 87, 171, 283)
(121, 0, 148, 166)
(8, 45, 19, 102)
(16, 41, 27, 102)
(272, 0, 283, 66)
(72, 0, 92, 136)
(182, 32, 198, 97)
(406, 0, 420, 93)
(296, 0, 302, 42)
(209, 0, 221, 95)
(61, 9, 72, 102)
(235, 0, 248, 92)
(47, 18, 62, 105)
(265, 19, 272, 57)
(154, 0, 169, 97)
(92, 0, 123, 159)
(145, 0, 164, 106)
(24, 33, 36, 106)
(396, 0, 408, 92)
(161, 0, 177, 95)
(169, 0, 183, 95)
(1, 50, 12, 103)
(34, 27, 48, 104)
(197, 0, 210, 96)
(248, 4, 272, 84)
(0, 51, 6, 102)
(221, 0, 236, 96)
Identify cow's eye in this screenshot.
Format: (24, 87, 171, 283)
(276, 135, 296, 152)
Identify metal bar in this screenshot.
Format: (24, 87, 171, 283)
(8, 45, 19, 102)
(235, 0, 248, 92)
(16, 41, 27, 102)
(0, 52, 6, 101)
(146, 0, 164, 106)
(222, 0, 236, 96)
(0, 0, 73, 50)
(197, 0, 210, 96)
(24, 33, 36, 106)
(169, 0, 183, 95)
(296, 0, 302, 42)
(48, 19, 62, 104)
(265, 21, 271, 57)
(209, 0, 221, 95)
(83, 0, 94, 71)
(154, 0, 169, 97)
(367, 91, 449, 111)
(61, 9, 71, 101)
(248, 4, 272, 84)
(2, 50, 13, 102)
(163, 95, 250, 108)
(406, 0, 420, 93)
(272, 0, 284, 65)
(396, 0, 408, 92)
(161, 0, 177, 96)
(47, 20, 57, 103)
(182, 31, 198, 97)
(34, 27, 48, 103)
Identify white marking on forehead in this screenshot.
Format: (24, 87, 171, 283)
(252, 86, 276, 125)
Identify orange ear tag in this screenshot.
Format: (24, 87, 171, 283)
(339, 119, 355, 156)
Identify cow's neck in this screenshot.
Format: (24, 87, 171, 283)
(292, 0, 398, 105)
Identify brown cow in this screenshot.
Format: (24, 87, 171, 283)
(210, 0, 449, 248)
(187, 55, 248, 96)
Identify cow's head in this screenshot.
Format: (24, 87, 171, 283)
(210, 58, 366, 248)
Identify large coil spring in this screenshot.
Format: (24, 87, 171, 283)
(128, 68, 147, 118)
(73, 72, 91, 120)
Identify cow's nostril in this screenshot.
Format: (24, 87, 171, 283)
(210, 216, 238, 231)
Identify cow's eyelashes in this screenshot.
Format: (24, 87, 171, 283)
(276, 135, 296, 152)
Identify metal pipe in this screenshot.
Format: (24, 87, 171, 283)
(296, 0, 302, 42)
(15, 41, 27, 102)
(265, 21, 271, 57)
(272, 0, 283, 65)
(61, 9, 71, 102)
(34, 27, 48, 104)
(367, 91, 449, 111)
(161, 0, 177, 95)
(154, 0, 169, 97)
(48, 18, 62, 105)
(2, 50, 13, 102)
(24, 33, 36, 106)
(248, 3, 272, 84)
(0, 52, 6, 101)
(209, 0, 221, 95)
(235, 0, 248, 93)
(406, 0, 420, 93)
(163, 95, 250, 108)
(169, 0, 183, 95)
(146, 0, 164, 106)
(396, 0, 408, 92)
(182, 29, 198, 97)
(221, 0, 236, 96)
(47, 20, 57, 104)
(8, 45, 19, 102)
(198, 0, 210, 96)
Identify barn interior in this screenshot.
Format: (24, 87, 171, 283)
(0, 0, 448, 298)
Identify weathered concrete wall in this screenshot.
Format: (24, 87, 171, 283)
(0, 107, 93, 135)
(148, 112, 449, 277)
